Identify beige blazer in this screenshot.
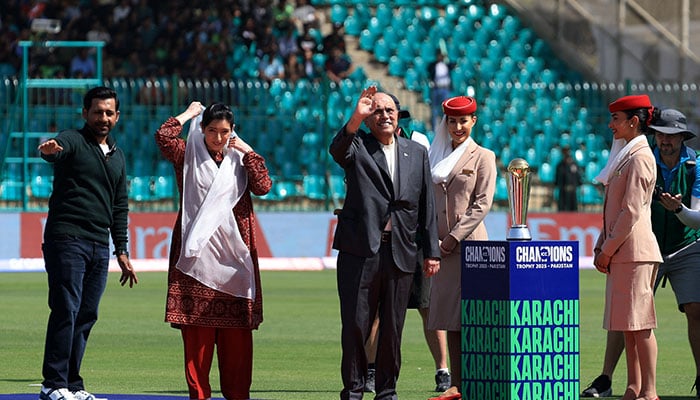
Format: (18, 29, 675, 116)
(434, 141, 497, 241)
(595, 139, 663, 263)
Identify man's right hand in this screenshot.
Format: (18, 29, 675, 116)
(354, 86, 377, 118)
(346, 86, 377, 133)
(38, 139, 63, 155)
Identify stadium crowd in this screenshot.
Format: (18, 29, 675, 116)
(0, 0, 353, 87)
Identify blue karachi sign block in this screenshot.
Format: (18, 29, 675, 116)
(461, 240, 579, 400)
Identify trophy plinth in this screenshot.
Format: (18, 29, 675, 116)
(507, 225, 532, 241)
(506, 158, 532, 241)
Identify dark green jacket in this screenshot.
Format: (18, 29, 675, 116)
(42, 125, 129, 253)
(651, 149, 700, 255)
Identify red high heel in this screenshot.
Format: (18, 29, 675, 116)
(427, 394, 461, 400)
(428, 386, 462, 400)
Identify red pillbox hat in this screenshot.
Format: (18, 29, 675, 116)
(608, 94, 652, 113)
(442, 96, 477, 116)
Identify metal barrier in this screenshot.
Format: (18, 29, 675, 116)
(2, 76, 700, 213)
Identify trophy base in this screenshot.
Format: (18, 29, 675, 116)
(507, 226, 532, 241)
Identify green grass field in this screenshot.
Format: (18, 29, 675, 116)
(0, 269, 697, 399)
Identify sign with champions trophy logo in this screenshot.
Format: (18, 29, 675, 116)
(506, 158, 532, 241)
(460, 158, 580, 399)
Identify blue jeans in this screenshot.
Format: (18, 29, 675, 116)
(41, 235, 110, 390)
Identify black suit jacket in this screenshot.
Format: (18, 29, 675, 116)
(329, 126, 440, 272)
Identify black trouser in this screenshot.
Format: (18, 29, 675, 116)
(337, 242, 413, 400)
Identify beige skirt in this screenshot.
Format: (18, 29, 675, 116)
(427, 251, 461, 332)
(603, 261, 659, 331)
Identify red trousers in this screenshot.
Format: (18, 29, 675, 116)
(180, 325, 253, 400)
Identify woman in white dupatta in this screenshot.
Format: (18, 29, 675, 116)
(155, 101, 271, 400)
(427, 96, 497, 400)
(593, 94, 662, 400)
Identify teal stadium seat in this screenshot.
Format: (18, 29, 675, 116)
(375, 3, 393, 26)
(352, 3, 371, 28)
(153, 175, 175, 200)
(1, 162, 24, 202)
(548, 147, 563, 167)
(420, 41, 438, 65)
(486, 39, 504, 63)
(29, 174, 52, 199)
(405, 25, 425, 53)
(538, 162, 555, 184)
(302, 130, 322, 147)
(394, 10, 412, 35)
(500, 15, 521, 38)
(276, 180, 301, 200)
(312, 52, 327, 70)
(359, 29, 375, 52)
(444, 4, 460, 22)
(339, 79, 357, 101)
(419, 6, 439, 23)
(129, 176, 152, 202)
(403, 68, 421, 91)
(585, 160, 602, 184)
(488, 2, 508, 20)
(411, 57, 428, 81)
(584, 133, 602, 152)
(525, 147, 541, 169)
(494, 175, 509, 203)
(581, 183, 603, 206)
(269, 79, 288, 98)
(29, 163, 53, 199)
(382, 26, 399, 51)
(281, 160, 303, 181)
(329, 174, 345, 197)
(467, 4, 485, 21)
(387, 56, 405, 77)
(293, 80, 313, 105)
(0, 180, 23, 202)
(396, 39, 417, 64)
(374, 39, 391, 63)
(303, 174, 326, 201)
(330, 4, 348, 24)
(279, 91, 296, 113)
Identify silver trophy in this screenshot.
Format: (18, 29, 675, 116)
(506, 158, 532, 241)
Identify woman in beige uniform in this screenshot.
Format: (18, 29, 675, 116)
(427, 96, 497, 400)
(594, 94, 663, 400)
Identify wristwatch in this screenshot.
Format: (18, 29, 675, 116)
(114, 249, 130, 257)
(674, 205, 683, 214)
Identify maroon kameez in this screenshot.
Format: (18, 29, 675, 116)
(155, 117, 271, 330)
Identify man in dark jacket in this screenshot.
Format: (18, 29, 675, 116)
(330, 86, 441, 400)
(37, 86, 138, 400)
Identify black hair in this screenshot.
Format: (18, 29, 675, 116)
(622, 106, 654, 134)
(649, 107, 662, 126)
(201, 103, 234, 129)
(83, 86, 119, 111)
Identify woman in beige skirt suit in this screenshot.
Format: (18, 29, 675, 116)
(594, 94, 663, 400)
(427, 96, 497, 400)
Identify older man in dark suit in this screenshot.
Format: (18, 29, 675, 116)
(330, 86, 441, 400)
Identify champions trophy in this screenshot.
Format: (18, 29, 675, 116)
(506, 158, 532, 240)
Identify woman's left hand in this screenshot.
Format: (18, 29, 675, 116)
(593, 251, 611, 274)
(229, 135, 253, 154)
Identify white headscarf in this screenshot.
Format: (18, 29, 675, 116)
(595, 135, 648, 186)
(176, 111, 255, 299)
(428, 115, 473, 184)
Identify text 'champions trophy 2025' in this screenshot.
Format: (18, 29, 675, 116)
(506, 158, 532, 240)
